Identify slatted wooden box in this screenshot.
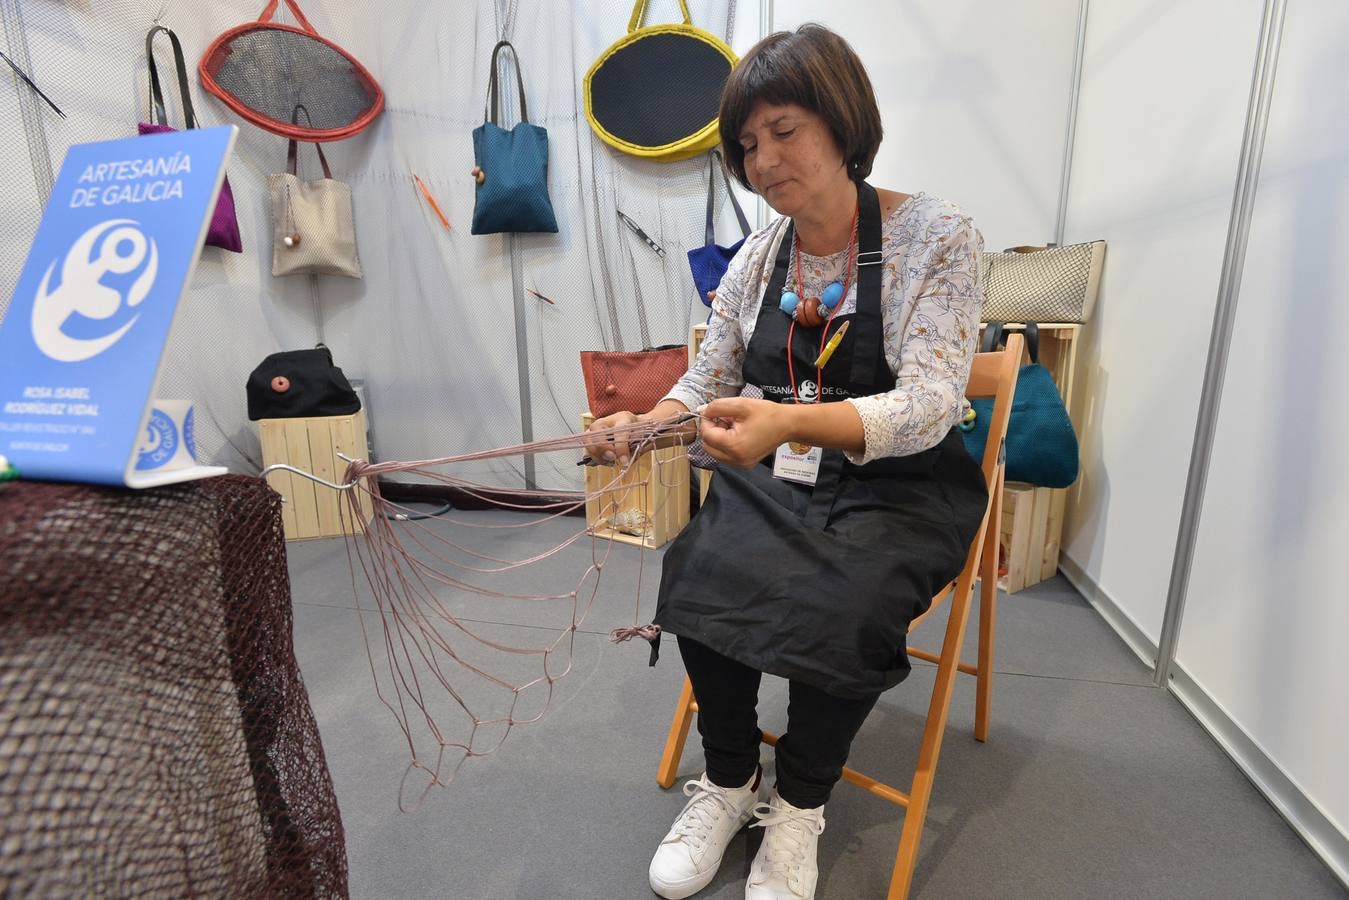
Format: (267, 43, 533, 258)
(998, 480, 1068, 592)
(259, 411, 373, 541)
(581, 413, 690, 549)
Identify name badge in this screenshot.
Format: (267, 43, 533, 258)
(773, 441, 822, 485)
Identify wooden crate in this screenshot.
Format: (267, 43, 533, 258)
(581, 413, 691, 549)
(690, 324, 708, 363)
(259, 410, 373, 541)
(998, 481, 1069, 593)
(980, 322, 1080, 592)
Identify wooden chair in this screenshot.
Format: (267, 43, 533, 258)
(655, 334, 1023, 899)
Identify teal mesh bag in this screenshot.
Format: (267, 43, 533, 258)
(963, 322, 1079, 488)
(470, 41, 558, 235)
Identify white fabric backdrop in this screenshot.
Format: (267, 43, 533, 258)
(0, 0, 739, 490)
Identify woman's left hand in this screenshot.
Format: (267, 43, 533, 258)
(699, 397, 791, 468)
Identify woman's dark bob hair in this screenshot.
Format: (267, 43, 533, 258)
(719, 24, 883, 191)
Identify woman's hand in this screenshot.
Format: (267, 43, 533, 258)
(583, 410, 641, 467)
(699, 397, 791, 468)
(583, 399, 693, 467)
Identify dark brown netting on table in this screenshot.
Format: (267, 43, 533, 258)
(0, 475, 347, 898)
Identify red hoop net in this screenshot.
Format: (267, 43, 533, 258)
(200, 0, 384, 142)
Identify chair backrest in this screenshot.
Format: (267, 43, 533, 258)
(964, 332, 1023, 492)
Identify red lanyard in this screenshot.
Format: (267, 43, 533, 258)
(786, 205, 859, 406)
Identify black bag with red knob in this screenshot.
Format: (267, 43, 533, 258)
(246, 345, 360, 421)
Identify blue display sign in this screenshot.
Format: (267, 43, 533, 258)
(0, 126, 236, 487)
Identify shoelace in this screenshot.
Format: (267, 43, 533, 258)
(750, 800, 826, 893)
(667, 775, 747, 852)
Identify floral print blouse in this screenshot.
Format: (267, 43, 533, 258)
(665, 192, 984, 465)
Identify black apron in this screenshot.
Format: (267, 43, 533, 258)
(655, 181, 988, 699)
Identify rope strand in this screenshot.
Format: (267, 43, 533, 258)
(328, 413, 696, 801)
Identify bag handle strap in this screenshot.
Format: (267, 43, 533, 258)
(287, 105, 333, 179)
(145, 25, 196, 128)
(980, 321, 1004, 354)
(257, 0, 319, 36)
(628, 0, 692, 31)
(981, 320, 1039, 364)
(485, 40, 529, 126)
(704, 150, 751, 245)
(1023, 321, 1040, 364)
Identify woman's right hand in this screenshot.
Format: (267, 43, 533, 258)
(583, 410, 642, 467)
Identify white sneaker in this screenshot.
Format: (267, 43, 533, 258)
(745, 791, 826, 899)
(649, 770, 764, 899)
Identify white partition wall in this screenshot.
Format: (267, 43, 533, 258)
(1174, 0, 1349, 880)
(770, 0, 1082, 250)
(1058, 0, 1266, 648)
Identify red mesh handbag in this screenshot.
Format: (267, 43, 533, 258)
(581, 345, 688, 418)
(199, 0, 383, 141)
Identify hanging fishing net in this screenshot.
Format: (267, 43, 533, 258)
(199, 0, 384, 142)
(321, 415, 696, 806)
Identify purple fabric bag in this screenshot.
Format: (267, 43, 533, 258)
(140, 25, 242, 253)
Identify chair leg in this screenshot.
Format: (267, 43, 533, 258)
(975, 474, 1003, 743)
(889, 561, 981, 899)
(656, 676, 696, 789)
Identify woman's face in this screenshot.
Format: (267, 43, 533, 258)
(737, 101, 847, 215)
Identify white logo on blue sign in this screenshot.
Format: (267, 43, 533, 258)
(31, 218, 159, 363)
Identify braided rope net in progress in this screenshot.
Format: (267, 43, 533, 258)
(0, 476, 346, 898)
(333, 415, 695, 807)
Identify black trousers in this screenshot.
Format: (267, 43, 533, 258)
(677, 635, 881, 809)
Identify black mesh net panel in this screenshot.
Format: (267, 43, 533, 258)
(0, 476, 347, 898)
(589, 32, 732, 149)
(201, 16, 383, 141)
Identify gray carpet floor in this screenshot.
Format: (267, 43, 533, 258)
(286, 508, 1345, 899)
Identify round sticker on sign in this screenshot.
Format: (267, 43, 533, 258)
(136, 408, 178, 471)
(135, 400, 197, 471)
